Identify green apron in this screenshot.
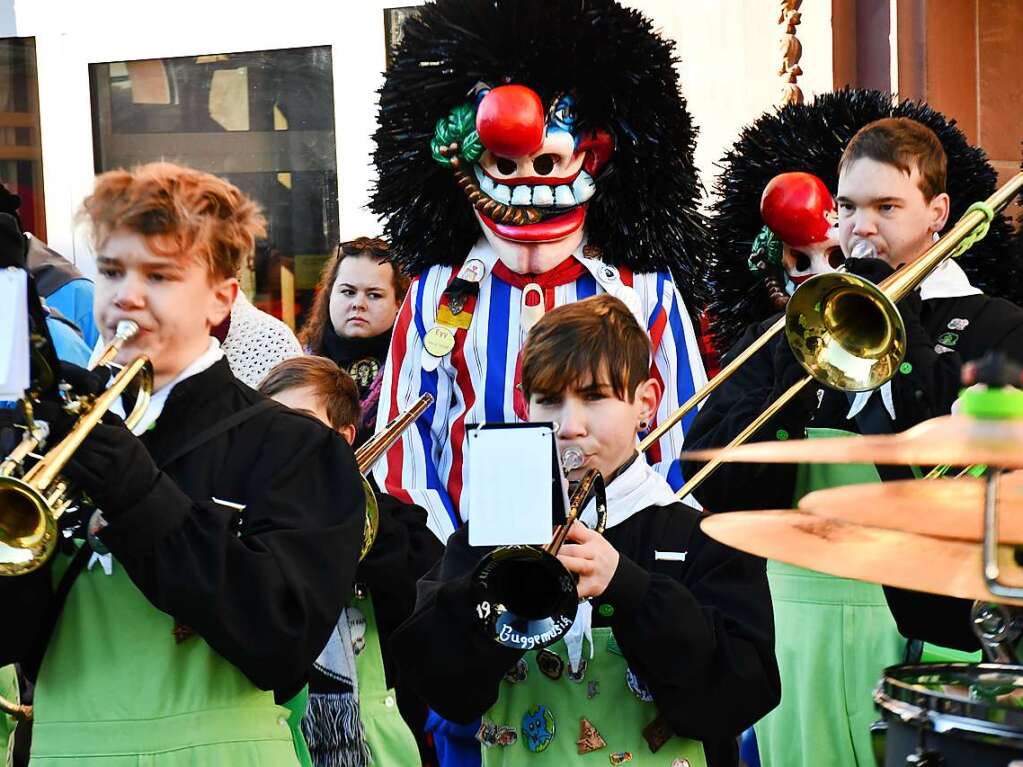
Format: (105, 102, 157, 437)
(30, 549, 300, 766)
(754, 428, 905, 767)
(1, 664, 17, 767)
(351, 591, 421, 766)
(481, 628, 706, 766)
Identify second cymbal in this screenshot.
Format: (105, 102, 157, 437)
(701, 510, 1023, 606)
(797, 472, 1023, 543)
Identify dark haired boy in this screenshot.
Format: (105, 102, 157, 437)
(391, 294, 779, 767)
(683, 118, 1023, 766)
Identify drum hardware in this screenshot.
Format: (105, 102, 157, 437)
(969, 602, 1023, 664)
(472, 447, 608, 650)
(874, 663, 1023, 766)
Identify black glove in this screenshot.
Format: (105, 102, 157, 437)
(62, 419, 161, 517)
(58, 362, 111, 398)
(844, 256, 895, 285)
(844, 256, 922, 324)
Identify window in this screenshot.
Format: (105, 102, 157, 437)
(90, 45, 338, 330)
(0, 37, 45, 239)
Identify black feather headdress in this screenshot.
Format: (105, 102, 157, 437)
(706, 88, 1020, 353)
(371, 0, 709, 302)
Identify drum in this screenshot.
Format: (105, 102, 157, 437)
(875, 663, 1023, 765)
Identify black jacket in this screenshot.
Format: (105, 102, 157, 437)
(682, 290, 1023, 651)
(390, 502, 781, 767)
(0, 358, 366, 697)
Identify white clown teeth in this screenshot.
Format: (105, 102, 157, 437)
(492, 184, 512, 205)
(532, 185, 554, 206)
(511, 185, 532, 206)
(472, 166, 596, 210)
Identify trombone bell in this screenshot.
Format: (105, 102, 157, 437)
(785, 271, 906, 392)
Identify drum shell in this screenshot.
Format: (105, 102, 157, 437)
(875, 663, 1023, 766)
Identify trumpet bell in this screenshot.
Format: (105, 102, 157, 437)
(785, 271, 906, 392)
(0, 477, 57, 576)
(472, 545, 578, 650)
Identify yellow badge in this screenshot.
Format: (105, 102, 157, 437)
(437, 303, 473, 330)
(424, 325, 456, 358)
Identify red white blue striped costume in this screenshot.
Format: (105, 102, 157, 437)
(373, 241, 707, 541)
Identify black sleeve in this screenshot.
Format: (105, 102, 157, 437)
(0, 563, 54, 667)
(601, 522, 781, 741)
(388, 525, 524, 723)
(358, 492, 444, 685)
(98, 412, 365, 694)
(883, 587, 980, 652)
(681, 321, 809, 511)
(890, 300, 1023, 431)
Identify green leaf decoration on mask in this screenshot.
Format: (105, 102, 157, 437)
(748, 225, 783, 273)
(431, 102, 481, 166)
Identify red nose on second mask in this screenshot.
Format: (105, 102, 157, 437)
(476, 85, 546, 159)
(760, 172, 835, 248)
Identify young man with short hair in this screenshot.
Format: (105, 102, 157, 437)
(391, 294, 779, 767)
(0, 162, 366, 765)
(683, 118, 1023, 766)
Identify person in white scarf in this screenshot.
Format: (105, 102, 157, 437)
(259, 356, 443, 767)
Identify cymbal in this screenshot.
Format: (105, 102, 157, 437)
(701, 511, 1023, 606)
(682, 414, 1023, 469)
(798, 472, 1023, 543)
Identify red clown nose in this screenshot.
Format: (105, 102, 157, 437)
(476, 85, 546, 159)
(760, 172, 835, 247)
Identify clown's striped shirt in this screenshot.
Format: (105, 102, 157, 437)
(373, 256, 708, 541)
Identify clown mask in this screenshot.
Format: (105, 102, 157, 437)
(757, 171, 843, 292)
(432, 84, 613, 274)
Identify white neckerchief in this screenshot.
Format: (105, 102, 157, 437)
(90, 337, 224, 436)
(579, 453, 678, 531)
(846, 259, 980, 420)
(85, 338, 223, 573)
(565, 454, 678, 671)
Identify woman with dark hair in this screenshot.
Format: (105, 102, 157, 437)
(300, 237, 409, 441)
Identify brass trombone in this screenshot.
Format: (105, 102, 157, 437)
(0, 321, 152, 577)
(355, 393, 433, 559)
(649, 171, 1023, 500)
(472, 448, 608, 650)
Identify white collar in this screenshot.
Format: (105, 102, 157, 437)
(580, 453, 678, 531)
(99, 338, 224, 435)
(918, 258, 981, 301)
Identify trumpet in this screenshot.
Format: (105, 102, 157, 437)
(472, 447, 608, 650)
(0, 321, 152, 576)
(355, 393, 433, 559)
(0, 688, 31, 722)
(656, 171, 1023, 500)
